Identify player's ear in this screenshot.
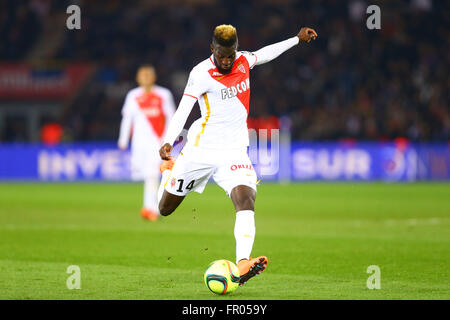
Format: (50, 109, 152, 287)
(151, 68, 157, 84)
(210, 44, 214, 54)
(135, 71, 140, 84)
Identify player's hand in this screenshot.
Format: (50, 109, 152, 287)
(159, 143, 173, 161)
(297, 27, 318, 43)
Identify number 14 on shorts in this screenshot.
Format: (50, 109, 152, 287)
(172, 178, 195, 193)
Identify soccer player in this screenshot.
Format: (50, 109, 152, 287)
(157, 25, 317, 285)
(118, 65, 176, 221)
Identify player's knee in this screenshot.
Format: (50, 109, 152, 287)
(231, 186, 256, 211)
(158, 203, 173, 216)
(236, 197, 255, 211)
(233, 194, 255, 211)
(159, 192, 184, 216)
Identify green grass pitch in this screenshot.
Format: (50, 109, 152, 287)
(0, 182, 449, 300)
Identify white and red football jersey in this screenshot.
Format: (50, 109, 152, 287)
(163, 36, 300, 150)
(182, 52, 257, 149)
(118, 85, 175, 178)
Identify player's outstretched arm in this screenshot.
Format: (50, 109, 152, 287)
(252, 27, 317, 66)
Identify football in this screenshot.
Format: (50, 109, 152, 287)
(203, 259, 240, 295)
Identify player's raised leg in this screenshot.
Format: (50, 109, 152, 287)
(230, 185, 268, 286)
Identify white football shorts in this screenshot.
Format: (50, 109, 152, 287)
(164, 145, 258, 197)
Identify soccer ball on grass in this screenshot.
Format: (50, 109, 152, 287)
(203, 259, 240, 295)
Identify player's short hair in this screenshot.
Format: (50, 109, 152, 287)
(212, 24, 238, 47)
(138, 64, 155, 71)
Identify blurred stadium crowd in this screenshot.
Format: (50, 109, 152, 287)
(0, 0, 448, 143)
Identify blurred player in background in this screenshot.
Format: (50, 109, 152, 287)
(157, 25, 317, 285)
(118, 65, 176, 221)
